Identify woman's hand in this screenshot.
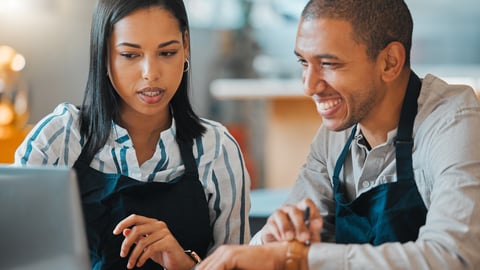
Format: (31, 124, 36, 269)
(261, 198, 323, 244)
(113, 214, 196, 270)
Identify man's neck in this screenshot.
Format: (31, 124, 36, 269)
(359, 71, 411, 148)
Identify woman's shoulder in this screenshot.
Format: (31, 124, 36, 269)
(200, 118, 227, 130)
(30, 102, 81, 137)
(199, 118, 234, 140)
(196, 118, 241, 155)
(15, 103, 83, 166)
(42, 102, 81, 122)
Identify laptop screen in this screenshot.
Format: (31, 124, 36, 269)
(0, 165, 90, 270)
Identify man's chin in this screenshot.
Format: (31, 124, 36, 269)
(322, 119, 353, 132)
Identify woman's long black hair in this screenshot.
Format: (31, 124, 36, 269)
(80, 0, 205, 160)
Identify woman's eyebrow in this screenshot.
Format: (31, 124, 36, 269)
(116, 40, 181, 48)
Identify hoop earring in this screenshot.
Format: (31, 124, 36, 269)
(183, 59, 190, 72)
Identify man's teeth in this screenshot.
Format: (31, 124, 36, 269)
(318, 99, 340, 110)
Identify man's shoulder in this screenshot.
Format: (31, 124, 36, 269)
(413, 74, 480, 147)
(418, 74, 479, 121)
(421, 74, 478, 106)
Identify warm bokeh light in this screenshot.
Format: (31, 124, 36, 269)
(0, 46, 15, 65)
(0, 45, 28, 129)
(0, 45, 25, 72)
(0, 101, 15, 125)
(11, 54, 26, 72)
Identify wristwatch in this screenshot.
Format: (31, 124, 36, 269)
(184, 249, 202, 264)
(284, 240, 309, 270)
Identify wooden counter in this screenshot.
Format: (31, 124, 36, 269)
(0, 125, 31, 164)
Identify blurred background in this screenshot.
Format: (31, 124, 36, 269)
(1, 0, 480, 189)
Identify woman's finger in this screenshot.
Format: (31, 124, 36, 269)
(113, 214, 155, 235)
(120, 220, 165, 255)
(124, 221, 170, 268)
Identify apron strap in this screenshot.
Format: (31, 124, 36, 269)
(395, 72, 422, 181)
(333, 125, 357, 194)
(177, 139, 199, 180)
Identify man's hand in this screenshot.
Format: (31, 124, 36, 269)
(261, 198, 323, 244)
(196, 242, 288, 270)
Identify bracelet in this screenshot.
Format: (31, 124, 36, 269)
(284, 240, 309, 270)
(184, 249, 202, 264)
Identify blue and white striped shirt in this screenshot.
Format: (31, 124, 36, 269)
(14, 102, 251, 253)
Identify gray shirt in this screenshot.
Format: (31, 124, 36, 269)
(254, 74, 480, 269)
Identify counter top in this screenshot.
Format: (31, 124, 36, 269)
(250, 188, 290, 217)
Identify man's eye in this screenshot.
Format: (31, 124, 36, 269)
(321, 62, 339, 69)
(296, 59, 307, 66)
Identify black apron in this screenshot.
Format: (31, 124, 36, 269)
(73, 139, 212, 269)
(333, 72, 427, 245)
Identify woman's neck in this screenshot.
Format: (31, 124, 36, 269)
(118, 108, 172, 165)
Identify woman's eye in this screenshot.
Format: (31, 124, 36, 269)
(160, 51, 177, 57)
(119, 53, 138, 59)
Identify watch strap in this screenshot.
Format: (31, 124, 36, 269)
(284, 240, 309, 270)
(185, 249, 202, 264)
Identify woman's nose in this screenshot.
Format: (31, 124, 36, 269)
(142, 57, 159, 81)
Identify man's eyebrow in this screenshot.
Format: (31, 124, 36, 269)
(294, 50, 339, 60)
(116, 40, 181, 48)
(316, 54, 339, 60)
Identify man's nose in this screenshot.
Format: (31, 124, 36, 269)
(303, 66, 326, 96)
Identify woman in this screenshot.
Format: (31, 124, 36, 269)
(14, 0, 251, 269)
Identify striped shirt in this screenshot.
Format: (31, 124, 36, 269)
(14, 102, 251, 253)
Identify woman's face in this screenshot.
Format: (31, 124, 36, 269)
(108, 6, 188, 120)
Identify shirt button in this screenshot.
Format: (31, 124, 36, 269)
(362, 181, 370, 188)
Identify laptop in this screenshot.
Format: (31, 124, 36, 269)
(0, 165, 90, 270)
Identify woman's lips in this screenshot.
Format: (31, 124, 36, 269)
(137, 87, 165, 104)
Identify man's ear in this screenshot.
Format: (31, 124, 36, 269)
(379, 41, 406, 82)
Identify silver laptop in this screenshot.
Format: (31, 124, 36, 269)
(0, 165, 90, 270)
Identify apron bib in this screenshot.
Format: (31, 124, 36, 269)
(73, 139, 212, 269)
(333, 72, 427, 245)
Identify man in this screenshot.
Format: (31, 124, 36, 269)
(197, 0, 480, 269)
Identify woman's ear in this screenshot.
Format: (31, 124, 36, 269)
(183, 30, 190, 56)
(380, 41, 406, 82)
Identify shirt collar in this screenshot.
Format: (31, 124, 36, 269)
(111, 117, 177, 147)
